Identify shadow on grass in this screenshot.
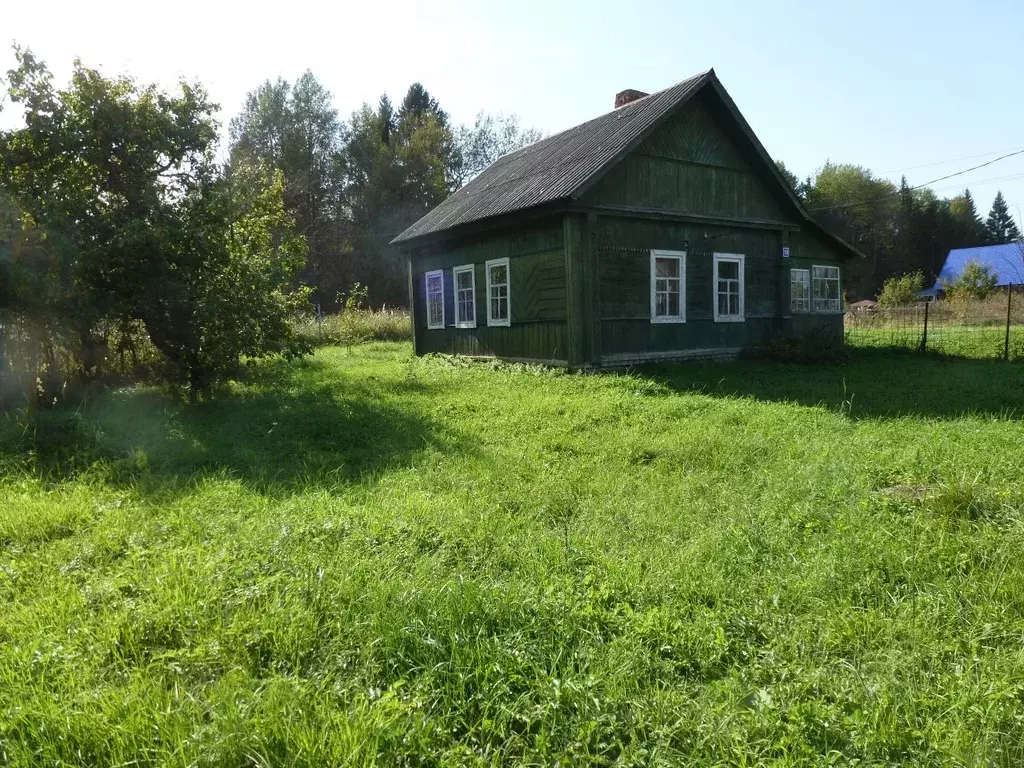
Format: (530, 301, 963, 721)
(0, 355, 462, 496)
(637, 348, 1024, 420)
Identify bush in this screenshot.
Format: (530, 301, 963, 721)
(877, 271, 925, 307)
(944, 259, 999, 300)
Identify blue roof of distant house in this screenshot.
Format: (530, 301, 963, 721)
(929, 242, 1024, 293)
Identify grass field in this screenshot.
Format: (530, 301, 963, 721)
(2, 343, 1024, 766)
(845, 324, 1024, 360)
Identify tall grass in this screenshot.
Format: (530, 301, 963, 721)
(293, 307, 412, 347)
(1, 344, 1024, 765)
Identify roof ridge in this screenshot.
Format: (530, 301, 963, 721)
(494, 70, 713, 165)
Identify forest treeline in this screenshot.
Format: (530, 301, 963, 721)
(227, 74, 541, 308)
(777, 162, 1020, 298)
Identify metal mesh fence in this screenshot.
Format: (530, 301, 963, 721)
(844, 290, 1024, 361)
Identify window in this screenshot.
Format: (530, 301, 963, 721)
(486, 258, 510, 326)
(812, 265, 841, 313)
(425, 269, 444, 330)
(790, 268, 810, 313)
(453, 264, 476, 328)
(650, 250, 686, 323)
(713, 253, 745, 322)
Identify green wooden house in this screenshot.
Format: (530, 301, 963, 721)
(392, 69, 860, 368)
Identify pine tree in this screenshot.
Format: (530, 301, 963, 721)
(984, 191, 1021, 244)
(398, 83, 447, 129)
(949, 188, 986, 245)
(891, 175, 922, 276)
(378, 95, 394, 146)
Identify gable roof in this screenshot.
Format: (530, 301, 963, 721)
(931, 243, 1024, 291)
(392, 70, 862, 261)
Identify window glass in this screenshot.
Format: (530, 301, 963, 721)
(813, 266, 841, 312)
(425, 270, 444, 329)
(714, 254, 744, 321)
(487, 259, 510, 325)
(653, 255, 683, 320)
(454, 266, 475, 327)
(791, 269, 810, 312)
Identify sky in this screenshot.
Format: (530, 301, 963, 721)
(4, 0, 1024, 226)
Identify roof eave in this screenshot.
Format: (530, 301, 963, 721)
(389, 199, 571, 250)
(805, 219, 867, 261)
(702, 76, 866, 261)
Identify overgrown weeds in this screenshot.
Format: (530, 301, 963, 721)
(2, 343, 1024, 765)
(294, 307, 412, 347)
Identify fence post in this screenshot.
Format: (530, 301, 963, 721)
(1005, 284, 1013, 362)
(920, 300, 929, 353)
(316, 303, 324, 343)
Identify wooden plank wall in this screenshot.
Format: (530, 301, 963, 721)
(413, 220, 570, 362)
(581, 96, 787, 222)
(594, 217, 783, 357)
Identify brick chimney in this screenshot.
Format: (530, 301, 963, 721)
(615, 89, 649, 108)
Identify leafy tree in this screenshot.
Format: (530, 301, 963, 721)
(229, 72, 346, 304)
(194, 160, 310, 383)
(803, 162, 897, 298)
(456, 112, 544, 186)
(984, 190, 1021, 244)
(799, 166, 1008, 300)
(1, 47, 308, 392)
(944, 259, 999, 300)
(877, 271, 925, 307)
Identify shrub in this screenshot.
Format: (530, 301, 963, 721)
(877, 271, 925, 308)
(944, 259, 999, 300)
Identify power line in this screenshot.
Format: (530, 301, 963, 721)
(807, 148, 1024, 213)
(928, 170, 1024, 194)
(879, 146, 1024, 175)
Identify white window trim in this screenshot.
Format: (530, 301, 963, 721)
(812, 264, 843, 314)
(713, 252, 745, 323)
(649, 249, 686, 324)
(453, 264, 476, 329)
(790, 268, 811, 313)
(425, 269, 445, 330)
(485, 257, 511, 327)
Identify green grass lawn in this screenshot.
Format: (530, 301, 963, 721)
(845, 324, 1024, 360)
(2, 343, 1024, 766)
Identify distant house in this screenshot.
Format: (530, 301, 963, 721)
(392, 69, 862, 368)
(925, 242, 1024, 296)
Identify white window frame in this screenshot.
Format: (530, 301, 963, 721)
(453, 264, 476, 329)
(713, 253, 745, 323)
(485, 257, 511, 327)
(790, 268, 811, 313)
(425, 269, 445, 330)
(649, 249, 686, 324)
(812, 265, 842, 313)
